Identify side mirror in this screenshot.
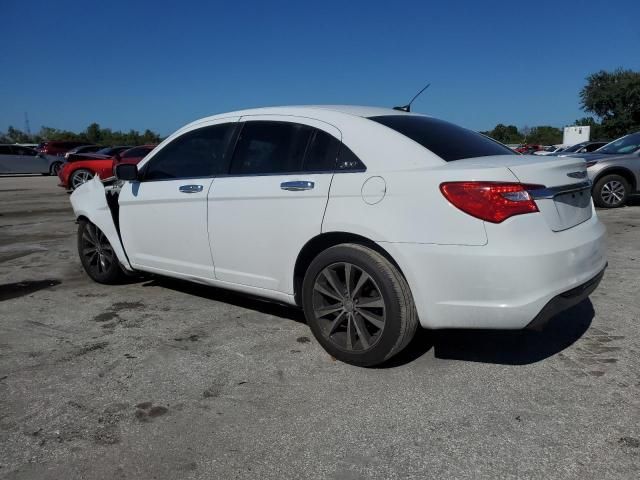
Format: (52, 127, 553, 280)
(115, 163, 138, 181)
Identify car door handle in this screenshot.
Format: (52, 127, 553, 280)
(179, 184, 204, 193)
(280, 181, 315, 191)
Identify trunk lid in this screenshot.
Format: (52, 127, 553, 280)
(448, 155, 592, 231)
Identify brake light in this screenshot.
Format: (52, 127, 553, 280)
(440, 182, 543, 223)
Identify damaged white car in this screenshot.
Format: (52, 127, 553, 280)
(70, 105, 607, 366)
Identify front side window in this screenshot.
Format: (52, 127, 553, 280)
(143, 124, 234, 180)
(230, 121, 312, 175)
(369, 115, 515, 162)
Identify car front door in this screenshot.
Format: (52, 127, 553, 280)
(208, 116, 341, 294)
(118, 118, 238, 279)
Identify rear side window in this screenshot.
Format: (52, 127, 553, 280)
(369, 115, 515, 161)
(303, 130, 340, 172)
(230, 121, 312, 175)
(143, 124, 234, 180)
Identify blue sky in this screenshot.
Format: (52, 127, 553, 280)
(2, 0, 639, 136)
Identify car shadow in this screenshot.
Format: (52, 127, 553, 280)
(381, 299, 594, 368)
(137, 276, 594, 367)
(140, 277, 306, 323)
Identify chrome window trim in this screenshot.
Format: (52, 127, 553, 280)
(529, 181, 592, 200)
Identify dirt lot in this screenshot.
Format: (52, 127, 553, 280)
(0, 175, 639, 479)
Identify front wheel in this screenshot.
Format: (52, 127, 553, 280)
(70, 169, 94, 190)
(302, 244, 419, 367)
(77, 221, 123, 284)
(593, 174, 629, 208)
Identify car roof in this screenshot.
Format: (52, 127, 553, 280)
(184, 105, 426, 129)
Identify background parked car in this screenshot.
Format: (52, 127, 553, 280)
(515, 144, 543, 154)
(534, 145, 565, 156)
(64, 144, 104, 160)
(65, 146, 132, 162)
(568, 132, 640, 208)
(37, 140, 87, 157)
(0, 144, 60, 175)
(59, 145, 154, 190)
(554, 141, 607, 156)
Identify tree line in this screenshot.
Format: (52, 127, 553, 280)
(0, 122, 162, 146)
(2, 69, 638, 148)
(481, 68, 640, 145)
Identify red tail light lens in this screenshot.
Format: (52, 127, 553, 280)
(440, 182, 543, 223)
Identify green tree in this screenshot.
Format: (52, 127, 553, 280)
(572, 117, 608, 141)
(526, 126, 563, 145)
(481, 124, 523, 144)
(86, 123, 102, 144)
(6, 126, 32, 143)
(580, 68, 640, 138)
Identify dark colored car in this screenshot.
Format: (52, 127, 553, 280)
(38, 141, 88, 157)
(554, 141, 608, 156)
(64, 145, 104, 159)
(66, 146, 133, 162)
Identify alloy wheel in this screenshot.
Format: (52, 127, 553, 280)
(312, 262, 386, 352)
(72, 170, 94, 189)
(81, 223, 115, 276)
(601, 180, 625, 206)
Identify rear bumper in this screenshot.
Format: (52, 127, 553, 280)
(525, 266, 605, 330)
(379, 210, 607, 330)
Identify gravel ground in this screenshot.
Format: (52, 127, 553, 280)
(0, 175, 639, 480)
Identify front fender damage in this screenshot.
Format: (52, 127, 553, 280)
(69, 176, 133, 271)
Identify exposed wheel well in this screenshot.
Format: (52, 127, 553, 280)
(594, 168, 637, 192)
(293, 232, 405, 306)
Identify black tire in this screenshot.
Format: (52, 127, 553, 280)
(593, 174, 629, 208)
(49, 161, 62, 176)
(69, 169, 94, 190)
(77, 220, 123, 284)
(302, 243, 419, 367)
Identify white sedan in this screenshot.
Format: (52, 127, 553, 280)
(70, 106, 607, 366)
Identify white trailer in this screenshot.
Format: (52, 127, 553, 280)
(563, 126, 590, 146)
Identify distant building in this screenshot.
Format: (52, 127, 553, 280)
(563, 126, 590, 146)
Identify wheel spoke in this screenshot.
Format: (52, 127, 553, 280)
(314, 283, 343, 302)
(345, 314, 355, 350)
(355, 296, 384, 309)
(82, 247, 97, 257)
(315, 303, 344, 318)
(328, 310, 347, 335)
(351, 271, 370, 299)
(356, 308, 385, 329)
(322, 268, 346, 299)
(352, 313, 371, 349)
(344, 263, 352, 298)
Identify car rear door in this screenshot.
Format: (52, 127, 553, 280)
(118, 118, 238, 280)
(207, 116, 341, 294)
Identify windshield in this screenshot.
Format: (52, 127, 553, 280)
(96, 147, 113, 155)
(563, 142, 587, 153)
(368, 115, 515, 161)
(596, 133, 640, 154)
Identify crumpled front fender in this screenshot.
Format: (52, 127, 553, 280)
(70, 177, 133, 271)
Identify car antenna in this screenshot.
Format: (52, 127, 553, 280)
(393, 83, 431, 112)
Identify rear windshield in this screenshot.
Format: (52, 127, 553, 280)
(369, 115, 515, 161)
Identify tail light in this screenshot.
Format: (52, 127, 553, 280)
(440, 182, 544, 223)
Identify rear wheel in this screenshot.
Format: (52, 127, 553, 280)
(77, 221, 123, 284)
(70, 169, 94, 190)
(49, 161, 62, 176)
(593, 174, 629, 208)
(302, 244, 418, 367)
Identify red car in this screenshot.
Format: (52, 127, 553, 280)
(58, 145, 156, 190)
(38, 140, 88, 157)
